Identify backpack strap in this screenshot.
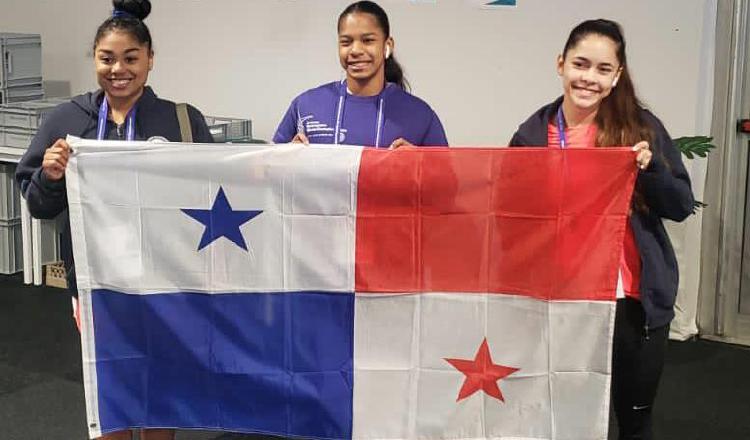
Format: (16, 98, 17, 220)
(175, 103, 193, 143)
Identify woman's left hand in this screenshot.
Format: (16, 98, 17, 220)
(633, 141, 652, 170)
(389, 138, 413, 150)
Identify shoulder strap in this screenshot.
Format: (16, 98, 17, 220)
(175, 103, 193, 143)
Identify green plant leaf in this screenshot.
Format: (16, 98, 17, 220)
(674, 136, 716, 160)
(692, 200, 708, 213)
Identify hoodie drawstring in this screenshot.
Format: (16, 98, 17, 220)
(332, 80, 388, 148)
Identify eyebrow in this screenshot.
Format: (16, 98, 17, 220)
(96, 48, 141, 54)
(339, 32, 378, 38)
(573, 56, 615, 68)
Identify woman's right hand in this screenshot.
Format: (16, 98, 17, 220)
(291, 132, 310, 145)
(633, 140, 652, 170)
(42, 139, 71, 181)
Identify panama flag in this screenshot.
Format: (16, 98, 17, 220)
(65, 138, 636, 440)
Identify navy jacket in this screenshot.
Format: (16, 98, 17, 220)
(15, 86, 213, 296)
(509, 97, 694, 329)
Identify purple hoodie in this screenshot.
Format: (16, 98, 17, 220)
(273, 81, 448, 147)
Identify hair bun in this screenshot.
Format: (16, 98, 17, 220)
(112, 0, 151, 21)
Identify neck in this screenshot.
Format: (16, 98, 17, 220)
(346, 74, 385, 97)
(561, 99, 598, 128)
(106, 88, 144, 124)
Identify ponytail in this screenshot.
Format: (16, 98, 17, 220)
(595, 68, 652, 147)
(385, 55, 409, 91)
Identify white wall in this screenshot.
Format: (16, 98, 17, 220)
(0, 0, 717, 338)
(0, 0, 714, 145)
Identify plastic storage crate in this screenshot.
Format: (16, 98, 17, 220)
(0, 126, 34, 149)
(39, 217, 60, 265)
(0, 218, 22, 274)
(226, 136, 267, 144)
(0, 33, 42, 89)
(0, 99, 58, 129)
(0, 163, 20, 220)
(0, 83, 44, 104)
(204, 116, 252, 142)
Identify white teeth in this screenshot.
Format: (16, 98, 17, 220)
(110, 79, 131, 87)
(574, 87, 597, 96)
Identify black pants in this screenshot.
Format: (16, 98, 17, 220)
(612, 298, 670, 440)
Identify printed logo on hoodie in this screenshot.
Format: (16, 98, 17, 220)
(300, 114, 346, 143)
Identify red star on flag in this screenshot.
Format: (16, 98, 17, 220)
(445, 338, 520, 402)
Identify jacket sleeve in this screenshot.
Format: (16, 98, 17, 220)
(508, 131, 525, 146)
(636, 113, 695, 222)
(272, 99, 299, 144)
(15, 114, 68, 220)
(187, 104, 214, 143)
(421, 111, 449, 146)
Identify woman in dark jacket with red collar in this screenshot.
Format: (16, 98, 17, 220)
(510, 19, 693, 440)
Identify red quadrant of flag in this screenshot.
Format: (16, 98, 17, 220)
(354, 148, 637, 300)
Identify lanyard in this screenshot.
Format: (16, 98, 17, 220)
(328, 80, 387, 148)
(97, 97, 137, 141)
(556, 105, 567, 149)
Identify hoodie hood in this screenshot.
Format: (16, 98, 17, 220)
(70, 89, 103, 116)
(64, 86, 159, 139)
(510, 96, 563, 146)
(335, 79, 401, 100)
(333, 80, 408, 147)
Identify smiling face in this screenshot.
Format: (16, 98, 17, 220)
(557, 33, 622, 113)
(94, 30, 153, 107)
(338, 12, 393, 92)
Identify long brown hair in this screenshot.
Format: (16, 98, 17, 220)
(562, 19, 653, 147)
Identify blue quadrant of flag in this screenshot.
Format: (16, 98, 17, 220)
(92, 290, 354, 437)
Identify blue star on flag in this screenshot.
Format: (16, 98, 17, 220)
(182, 187, 263, 251)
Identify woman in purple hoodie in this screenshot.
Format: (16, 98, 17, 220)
(273, 1, 448, 148)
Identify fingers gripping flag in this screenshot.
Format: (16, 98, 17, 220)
(65, 139, 637, 439)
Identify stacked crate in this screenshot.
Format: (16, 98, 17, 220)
(0, 97, 64, 275)
(204, 115, 257, 143)
(0, 32, 44, 277)
(0, 98, 61, 156)
(0, 33, 43, 105)
(0, 163, 60, 276)
(0, 162, 21, 274)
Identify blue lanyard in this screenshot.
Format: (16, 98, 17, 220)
(556, 106, 567, 149)
(325, 80, 387, 147)
(97, 97, 137, 141)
